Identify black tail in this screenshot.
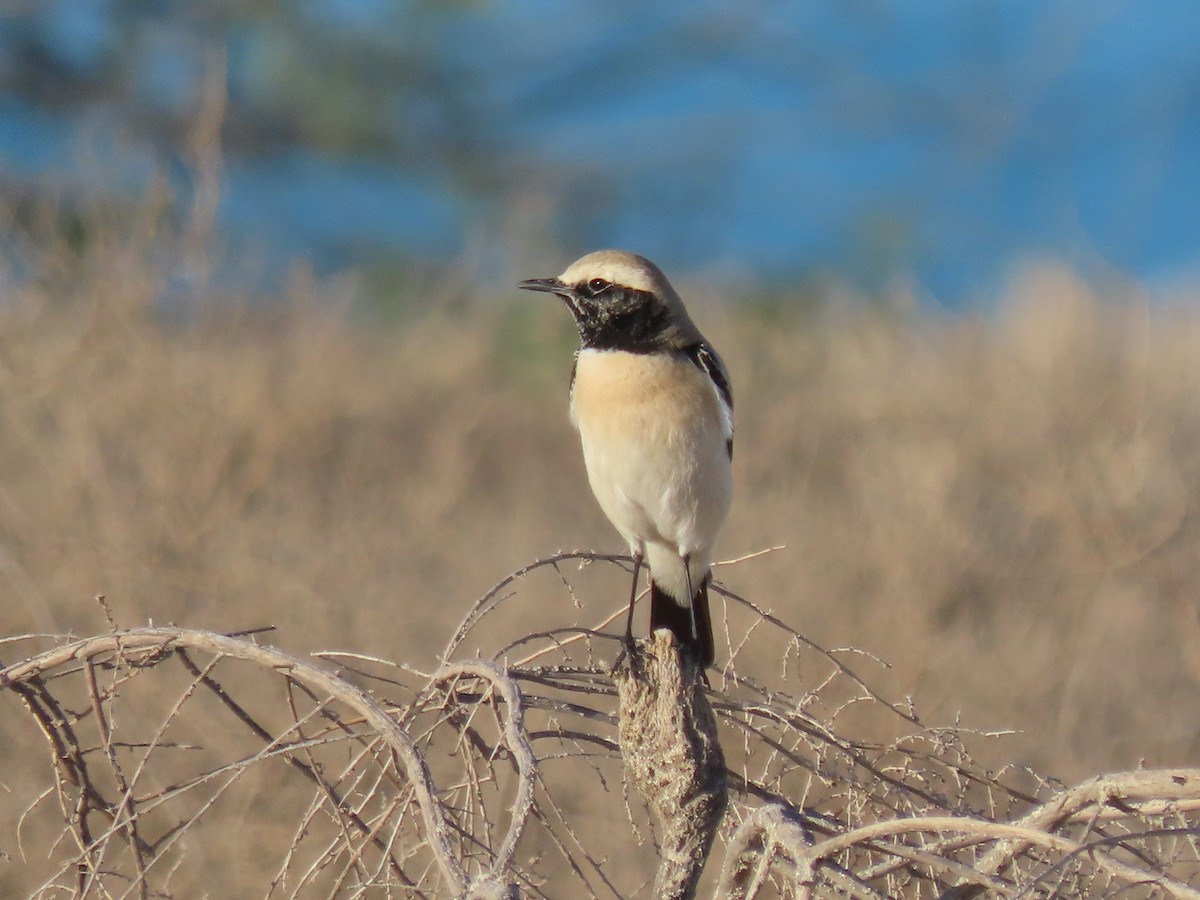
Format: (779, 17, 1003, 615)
(649, 577, 715, 668)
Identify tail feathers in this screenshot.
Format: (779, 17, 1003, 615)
(649, 577, 715, 668)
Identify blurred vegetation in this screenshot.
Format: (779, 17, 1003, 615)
(2, 164, 1199, 789)
(3, 2, 463, 159)
(13, 2, 1194, 302)
(2, 6, 1200, 889)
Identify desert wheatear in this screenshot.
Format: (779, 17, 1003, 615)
(520, 250, 732, 667)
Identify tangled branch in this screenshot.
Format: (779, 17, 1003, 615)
(2, 553, 1197, 897)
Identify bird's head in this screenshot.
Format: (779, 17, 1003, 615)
(519, 250, 701, 352)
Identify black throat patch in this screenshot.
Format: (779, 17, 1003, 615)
(572, 287, 673, 353)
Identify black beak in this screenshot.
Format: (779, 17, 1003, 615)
(518, 277, 568, 295)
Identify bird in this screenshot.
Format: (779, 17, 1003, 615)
(519, 250, 733, 668)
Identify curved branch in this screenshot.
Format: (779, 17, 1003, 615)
(961, 768, 1200, 887)
(2, 627, 470, 896)
(431, 659, 538, 895)
(441, 551, 633, 663)
(799, 815, 1200, 900)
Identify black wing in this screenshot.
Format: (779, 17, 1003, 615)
(684, 342, 734, 459)
(567, 348, 580, 426)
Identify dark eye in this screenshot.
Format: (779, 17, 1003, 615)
(586, 278, 611, 295)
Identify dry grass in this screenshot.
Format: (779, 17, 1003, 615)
(2, 188, 1200, 894)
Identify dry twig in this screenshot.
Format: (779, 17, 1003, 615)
(2, 552, 1197, 897)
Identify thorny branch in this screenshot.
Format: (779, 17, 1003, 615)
(2, 552, 1198, 897)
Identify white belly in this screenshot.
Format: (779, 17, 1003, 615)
(570, 349, 732, 596)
